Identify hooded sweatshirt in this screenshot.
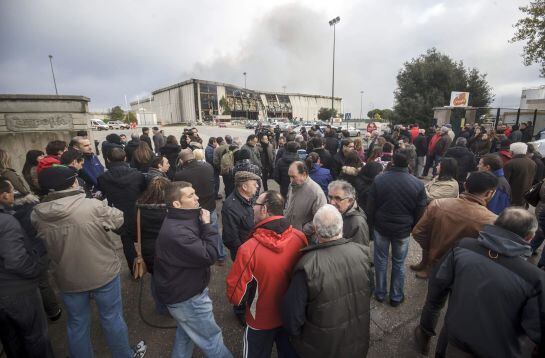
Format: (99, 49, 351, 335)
(31, 190, 124, 292)
(226, 216, 307, 329)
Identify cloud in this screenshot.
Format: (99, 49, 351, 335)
(0, 0, 542, 117)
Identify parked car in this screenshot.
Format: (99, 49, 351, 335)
(344, 126, 361, 137)
(245, 121, 257, 129)
(89, 119, 109, 131)
(218, 122, 227, 128)
(108, 120, 130, 130)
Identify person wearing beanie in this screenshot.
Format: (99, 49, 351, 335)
(32, 165, 147, 357)
(232, 148, 262, 199)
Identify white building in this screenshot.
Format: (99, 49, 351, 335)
(130, 78, 342, 124)
(520, 85, 545, 110)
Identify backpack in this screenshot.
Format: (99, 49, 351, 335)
(220, 150, 235, 175)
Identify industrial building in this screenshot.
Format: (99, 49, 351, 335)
(130, 78, 342, 124)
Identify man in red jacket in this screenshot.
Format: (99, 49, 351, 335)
(226, 190, 307, 358)
(37, 140, 67, 175)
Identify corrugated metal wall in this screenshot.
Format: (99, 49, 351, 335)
(180, 83, 196, 123)
(289, 96, 342, 121)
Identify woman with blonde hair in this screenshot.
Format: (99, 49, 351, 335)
(353, 138, 366, 163)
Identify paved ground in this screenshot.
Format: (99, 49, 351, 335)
(44, 125, 537, 357)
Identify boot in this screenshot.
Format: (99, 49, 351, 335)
(414, 326, 431, 356)
(410, 249, 428, 271)
(415, 267, 430, 279)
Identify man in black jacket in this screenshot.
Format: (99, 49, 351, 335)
(324, 128, 339, 156)
(415, 208, 545, 357)
(175, 149, 226, 264)
(154, 181, 231, 357)
(332, 139, 354, 178)
(140, 127, 153, 150)
(97, 148, 146, 271)
(444, 137, 476, 192)
(0, 179, 54, 357)
(367, 149, 427, 306)
(125, 134, 140, 164)
(274, 141, 301, 199)
(310, 137, 334, 172)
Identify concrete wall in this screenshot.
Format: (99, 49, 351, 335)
(0, 94, 91, 173)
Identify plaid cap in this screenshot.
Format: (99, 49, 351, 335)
(235, 171, 260, 184)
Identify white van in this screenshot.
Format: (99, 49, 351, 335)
(89, 119, 109, 131)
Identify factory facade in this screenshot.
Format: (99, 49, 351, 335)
(130, 78, 342, 124)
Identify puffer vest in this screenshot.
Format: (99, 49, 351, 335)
(292, 238, 372, 358)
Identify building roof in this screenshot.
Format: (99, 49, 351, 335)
(140, 78, 342, 101)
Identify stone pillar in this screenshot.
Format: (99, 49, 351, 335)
(0, 94, 91, 173)
(433, 107, 452, 126)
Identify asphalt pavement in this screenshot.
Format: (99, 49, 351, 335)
(47, 124, 441, 357)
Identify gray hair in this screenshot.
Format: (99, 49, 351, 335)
(495, 207, 538, 238)
(440, 126, 449, 134)
(131, 133, 139, 140)
(456, 137, 467, 146)
(295, 135, 304, 143)
(328, 180, 356, 200)
(313, 204, 343, 241)
(233, 137, 243, 148)
(510, 142, 528, 155)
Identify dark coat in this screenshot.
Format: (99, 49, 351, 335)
(154, 207, 218, 304)
(140, 134, 153, 151)
(444, 145, 476, 184)
(420, 225, 545, 358)
(174, 160, 216, 212)
(434, 134, 452, 156)
(312, 147, 334, 171)
(342, 203, 370, 246)
(367, 167, 427, 238)
(413, 134, 428, 157)
(97, 162, 146, 237)
(221, 190, 254, 255)
(256, 142, 275, 172)
(308, 164, 333, 195)
(136, 204, 167, 274)
(159, 143, 181, 179)
(274, 152, 300, 199)
(282, 238, 372, 358)
(324, 135, 339, 156)
(504, 155, 537, 206)
(125, 139, 140, 164)
(0, 204, 46, 295)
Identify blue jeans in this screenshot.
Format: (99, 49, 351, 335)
(211, 209, 226, 261)
(167, 288, 232, 358)
(373, 231, 410, 303)
(61, 275, 133, 358)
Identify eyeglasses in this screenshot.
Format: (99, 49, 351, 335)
(328, 195, 349, 202)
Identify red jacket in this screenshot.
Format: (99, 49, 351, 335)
(36, 155, 60, 175)
(226, 216, 307, 329)
(410, 127, 419, 142)
(427, 133, 441, 155)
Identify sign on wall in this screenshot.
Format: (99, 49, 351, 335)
(449, 92, 470, 107)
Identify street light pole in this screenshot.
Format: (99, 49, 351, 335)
(48, 55, 58, 95)
(360, 91, 364, 119)
(329, 16, 340, 122)
(243, 72, 247, 89)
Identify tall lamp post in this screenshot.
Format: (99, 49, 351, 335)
(48, 54, 58, 95)
(243, 72, 247, 89)
(360, 91, 364, 120)
(329, 16, 340, 122)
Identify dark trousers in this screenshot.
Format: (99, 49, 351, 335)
(213, 169, 220, 196)
(38, 271, 60, 318)
(262, 168, 270, 191)
(243, 326, 298, 358)
(0, 288, 54, 358)
(423, 154, 441, 176)
(223, 173, 234, 197)
(120, 234, 136, 274)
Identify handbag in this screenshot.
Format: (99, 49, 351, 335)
(524, 179, 543, 207)
(132, 208, 148, 280)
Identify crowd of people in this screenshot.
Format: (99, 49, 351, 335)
(0, 120, 544, 357)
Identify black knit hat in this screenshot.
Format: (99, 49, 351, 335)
(38, 165, 78, 192)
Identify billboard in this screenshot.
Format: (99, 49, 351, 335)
(449, 92, 470, 107)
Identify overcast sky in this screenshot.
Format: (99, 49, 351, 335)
(0, 0, 543, 116)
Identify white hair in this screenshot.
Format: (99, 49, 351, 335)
(328, 180, 356, 200)
(510, 142, 528, 155)
(233, 137, 243, 147)
(313, 204, 343, 241)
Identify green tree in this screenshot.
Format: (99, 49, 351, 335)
(125, 111, 137, 123)
(367, 108, 394, 121)
(317, 107, 337, 121)
(367, 109, 382, 119)
(393, 48, 494, 128)
(219, 96, 231, 115)
(511, 0, 545, 76)
(109, 106, 125, 122)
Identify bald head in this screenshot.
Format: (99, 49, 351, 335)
(180, 149, 195, 162)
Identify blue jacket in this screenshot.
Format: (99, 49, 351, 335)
(81, 154, 104, 188)
(367, 167, 427, 238)
(205, 144, 215, 166)
(309, 164, 333, 195)
(487, 168, 511, 215)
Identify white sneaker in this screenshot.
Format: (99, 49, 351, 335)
(133, 340, 147, 358)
